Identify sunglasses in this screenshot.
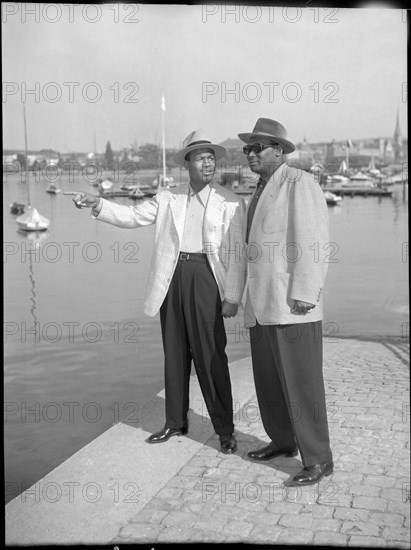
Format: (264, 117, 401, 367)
(242, 143, 278, 155)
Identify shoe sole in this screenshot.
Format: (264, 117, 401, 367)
(248, 450, 298, 461)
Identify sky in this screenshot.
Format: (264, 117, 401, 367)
(2, 3, 408, 153)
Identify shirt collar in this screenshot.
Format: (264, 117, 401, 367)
(188, 182, 211, 207)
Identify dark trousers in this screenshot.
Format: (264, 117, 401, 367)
(250, 321, 333, 466)
(160, 254, 234, 435)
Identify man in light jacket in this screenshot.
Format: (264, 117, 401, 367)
(70, 130, 246, 454)
(239, 118, 333, 486)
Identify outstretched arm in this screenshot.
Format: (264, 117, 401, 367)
(65, 191, 159, 228)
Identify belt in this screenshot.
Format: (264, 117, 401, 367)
(179, 252, 207, 263)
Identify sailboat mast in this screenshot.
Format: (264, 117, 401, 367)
(23, 105, 31, 205)
(93, 131, 97, 169)
(161, 94, 166, 189)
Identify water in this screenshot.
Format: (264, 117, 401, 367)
(4, 170, 408, 502)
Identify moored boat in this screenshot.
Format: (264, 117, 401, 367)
(326, 174, 350, 185)
(46, 184, 61, 194)
(99, 178, 114, 191)
(16, 206, 49, 231)
(324, 190, 342, 206)
(10, 202, 25, 215)
(344, 172, 375, 188)
(128, 185, 146, 200)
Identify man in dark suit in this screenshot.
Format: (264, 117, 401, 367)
(239, 118, 333, 486)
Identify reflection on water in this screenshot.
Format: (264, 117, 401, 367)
(4, 172, 409, 503)
(19, 231, 49, 331)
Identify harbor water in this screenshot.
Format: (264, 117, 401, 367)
(4, 170, 408, 503)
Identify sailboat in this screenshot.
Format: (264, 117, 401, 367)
(367, 155, 381, 178)
(16, 107, 50, 232)
(128, 183, 145, 200)
(17, 207, 50, 231)
(338, 159, 349, 175)
(329, 160, 350, 184)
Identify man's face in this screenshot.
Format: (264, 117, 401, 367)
(185, 148, 216, 185)
(244, 138, 280, 175)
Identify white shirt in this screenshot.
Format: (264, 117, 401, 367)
(180, 183, 211, 252)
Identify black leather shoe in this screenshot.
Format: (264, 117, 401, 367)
(219, 433, 237, 454)
(146, 426, 188, 444)
(247, 445, 298, 461)
(283, 461, 334, 486)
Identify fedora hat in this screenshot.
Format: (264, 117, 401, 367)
(238, 118, 295, 154)
(174, 129, 226, 166)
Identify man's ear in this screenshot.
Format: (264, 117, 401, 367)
(183, 160, 189, 170)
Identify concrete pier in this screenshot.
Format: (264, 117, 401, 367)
(5, 338, 410, 546)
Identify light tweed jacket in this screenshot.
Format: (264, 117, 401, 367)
(93, 182, 247, 316)
(244, 163, 330, 327)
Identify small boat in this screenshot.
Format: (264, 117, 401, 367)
(99, 178, 114, 191)
(10, 202, 25, 215)
(324, 190, 342, 206)
(46, 184, 61, 194)
(128, 186, 146, 200)
(120, 182, 139, 191)
(120, 180, 152, 191)
(344, 172, 375, 188)
(326, 174, 350, 185)
(374, 175, 395, 188)
(16, 206, 49, 231)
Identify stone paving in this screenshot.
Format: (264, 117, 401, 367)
(113, 339, 410, 546)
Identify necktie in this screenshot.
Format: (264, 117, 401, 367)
(246, 178, 265, 243)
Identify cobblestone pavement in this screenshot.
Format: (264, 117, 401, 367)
(113, 339, 410, 546)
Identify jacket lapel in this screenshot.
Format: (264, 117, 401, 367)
(267, 163, 287, 200)
(204, 183, 225, 228)
(169, 183, 189, 243)
(248, 163, 287, 242)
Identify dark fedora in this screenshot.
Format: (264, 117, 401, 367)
(238, 118, 295, 154)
